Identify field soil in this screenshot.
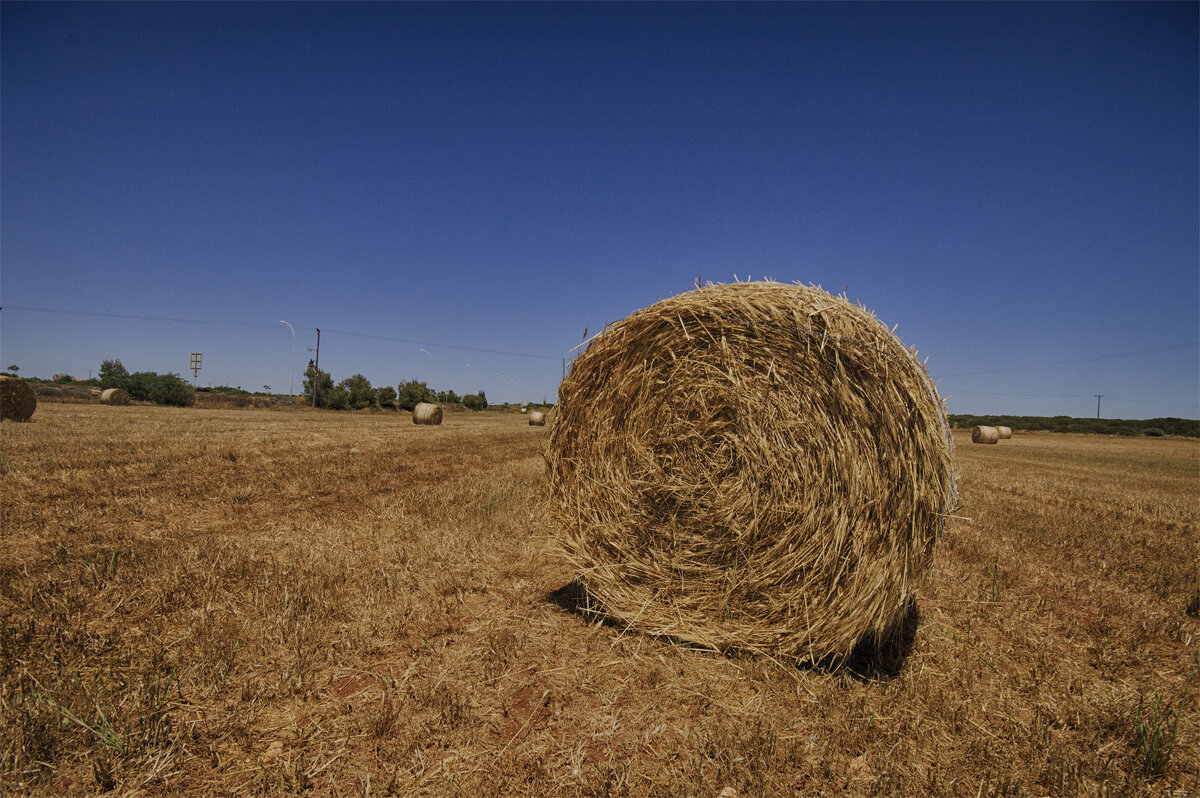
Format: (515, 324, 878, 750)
(2, 405, 1197, 796)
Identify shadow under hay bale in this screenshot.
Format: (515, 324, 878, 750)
(547, 281, 956, 666)
(0, 376, 37, 421)
(546, 579, 920, 678)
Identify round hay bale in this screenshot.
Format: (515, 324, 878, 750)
(100, 388, 131, 406)
(548, 281, 956, 663)
(520, 406, 528, 414)
(0, 376, 37, 422)
(412, 402, 443, 425)
(971, 425, 1000, 444)
(528, 410, 546, 426)
(996, 426, 1012, 439)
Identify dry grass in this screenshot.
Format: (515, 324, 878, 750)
(1, 405, 1197, 797)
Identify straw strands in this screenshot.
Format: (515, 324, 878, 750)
(412, 403, 443, 425)
(972, 426, 1000, 444)
(100, 388, 131, 405)
(548, 281, 956, 663)
(0, 376, 38, 422)
(528, 410, 546, 426)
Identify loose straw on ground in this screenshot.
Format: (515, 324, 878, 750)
(547, 281, 956, 664)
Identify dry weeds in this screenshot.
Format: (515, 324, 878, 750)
(1, 406, 1196, 797)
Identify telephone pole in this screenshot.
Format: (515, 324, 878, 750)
(1094, 394, 1103, 419)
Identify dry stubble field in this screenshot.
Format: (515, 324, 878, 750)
(1, 403, 1197, 797)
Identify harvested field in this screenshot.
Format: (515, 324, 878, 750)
(1, 404, 1197, 797)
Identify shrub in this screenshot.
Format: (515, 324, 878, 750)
(52, 374, 75, 384)
(462, 393, 487, 411)
(127, 372, 159, 402)
(149, 373, 195, 407)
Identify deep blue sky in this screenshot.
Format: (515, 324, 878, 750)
(3, 2, 1197, 416)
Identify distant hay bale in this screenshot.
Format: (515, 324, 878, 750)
(0, 376, 37, 422)
(412, 402, 443, 425)
(520, 406, 528, 414)
(996, 426, 1012, 439)
(972, 426, 1000, 444)
(100, 388, 131, 406)
(528, 410, 546, 426)
(548, 281, 956, 663)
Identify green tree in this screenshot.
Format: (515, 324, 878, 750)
(339, 373, 376, 410)
(99, 359, 130, 390)
(302, 361, 334, 408)
(127, 372, 158, 401)
(397, 380, 436, 411)
(462, 392, 487, 411)
(150, 373, 195, 407)
(437, 389, 461, 404)
(322, 384, 350, 410)
(376, 385, 397, 409)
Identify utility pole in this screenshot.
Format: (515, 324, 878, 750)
(307, 329, 321, 407)
(1094, 394, 1103, 419)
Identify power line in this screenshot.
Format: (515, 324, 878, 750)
(1057, 342, 1199, 365)
(2, 304, 565, 361)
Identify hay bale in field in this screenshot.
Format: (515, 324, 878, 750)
(972, 425, 1000, 444)
(412, 402, 443, 425)
(100, 388, 131, 405)
(548, 281, 956, 663)
(520, 406, 528, 414)
(0, 376, 37, 422)
(528, 410, 546, 426)
(996, 426, 1012, 439)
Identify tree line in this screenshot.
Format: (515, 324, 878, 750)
(949, 414, 1198, 438)
(302, 361, 487, 411)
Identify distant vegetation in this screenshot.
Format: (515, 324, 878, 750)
(949, 414, 1198, 438)
(302, 361, 492, 412)
(99, 359, 195, 407)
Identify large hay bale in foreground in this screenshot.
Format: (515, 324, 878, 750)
(0, 376, 37, 422)
(100, 388, 131, 405)
(528, 410, 546, 426)
(548, 282, 956, 663)
(972, 425, 1000, 444)
(996, 426, 1012, 439)
(412, 402, 443, 425)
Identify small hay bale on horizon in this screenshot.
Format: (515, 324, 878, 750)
(972, 425, 1000, 444)
(100, 388, 131, 406)
(528, 410, 546, 426)
(547, 281, 956, 664)
(0, 376, 38, 422)
(412, 402, 443, 425)
(996, 425, 1013, 439)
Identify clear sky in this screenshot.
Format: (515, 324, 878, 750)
(3, 2, 1197, 417)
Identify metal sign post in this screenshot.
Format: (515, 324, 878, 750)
(190, 352, 202, 384)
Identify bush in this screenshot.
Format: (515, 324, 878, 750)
(127, 372, 159, 402)
(462, 393, 487, 411)
(377, 386, 397, 409)
(437, 389, 461, 404)
(149, 373, 195, 407)
(302, 362, 335, 408)
(52, 374, 75, 384)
